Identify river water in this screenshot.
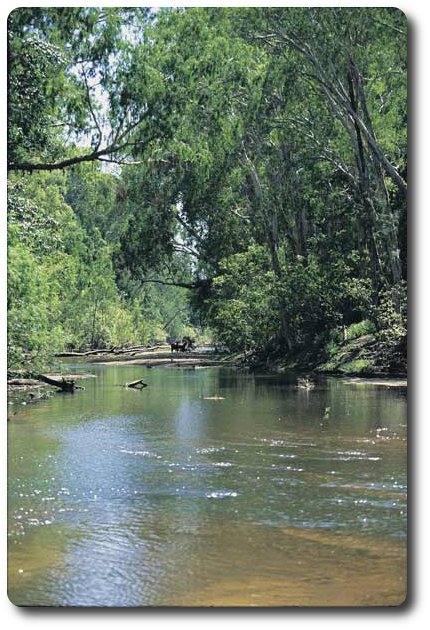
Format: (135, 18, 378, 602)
(7, 364, 407, 607)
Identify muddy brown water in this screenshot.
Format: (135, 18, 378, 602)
(7, 365, 407, 607)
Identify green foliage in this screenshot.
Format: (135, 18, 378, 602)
(339, 359, 372, 375)
(65, 165, 120, 242)
(208, 246, 278, 353)
(8, 10, 67, 164)
(326, 337, 342, 360)
(375, 282, 407, 346)
(7, 7, 407, 373)
(7, 243, 62, 370)
(345, 320, 376, 341)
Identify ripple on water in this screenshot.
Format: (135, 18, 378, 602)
(334, 454, 382, 462)
(195, 446, 228, 455)
(119, 449, 162, 459)
(206, 491, 239, 499)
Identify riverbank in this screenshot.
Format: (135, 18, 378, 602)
(252, 333, 407, 380)
(88, 346, 238, 368)
(316, 333, 407, 378)
(7, 335, 406, 409)
(7, 348, 238, 408)
(83, 336, 407, 379)
(7, 372, 97, 409)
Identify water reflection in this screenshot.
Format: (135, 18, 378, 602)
(8, 366, 407, 606)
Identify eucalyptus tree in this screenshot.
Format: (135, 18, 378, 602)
(8, 7, 169, 172)
(113, 6, 407, 357)
(7, 6, 407, 367)
(115, 7, 263, 287)
(238, 7, 407, 296)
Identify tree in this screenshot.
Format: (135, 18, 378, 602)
(241, 7, 406, 294)
(8, 7, 169, 172)
(208, 246, 278, 356)
(7, 7, 407, 370)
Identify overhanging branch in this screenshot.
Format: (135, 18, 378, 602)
(8, 115, 158, 173)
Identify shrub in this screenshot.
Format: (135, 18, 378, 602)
(340, 359, 372, 374)
(345, 319, 376, 340)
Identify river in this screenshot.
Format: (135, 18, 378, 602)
(7, 364, 407, 607)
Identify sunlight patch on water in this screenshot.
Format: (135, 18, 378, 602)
(195, 446, 228, 455)
(119, 449, 162, 459)
(206, 491, 239, 499)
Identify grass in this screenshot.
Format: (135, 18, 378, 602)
(337, 358, 372, 375)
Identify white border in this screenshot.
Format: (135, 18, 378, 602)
(2, 1, 428, 627)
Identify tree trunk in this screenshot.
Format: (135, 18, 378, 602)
(347, 66, 381, 306)
(38, 374, 81, 392)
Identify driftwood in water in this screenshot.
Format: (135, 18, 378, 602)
(38, 374, 84, 392)
(125, 379, 148, 389)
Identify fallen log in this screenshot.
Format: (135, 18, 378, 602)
(83, 348, 114, 355)
(125, 379, 148, 389)
(8, 378, 41, 387)
(55, 348, 114, 357)
(114, 344, 165, 354)
(56, 345, 165, 358)
(38, 374, 84, 392)
(138, 344, 165, 352)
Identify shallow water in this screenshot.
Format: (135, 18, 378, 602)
(7, 365, 407, 607)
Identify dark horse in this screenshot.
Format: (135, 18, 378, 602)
(170, 341, 187, 353)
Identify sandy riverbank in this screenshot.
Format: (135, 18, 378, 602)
(86, 346, 238, 368)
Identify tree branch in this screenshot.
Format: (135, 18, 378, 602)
(80, 63, 104, 151)
(230, 206, 251, 221)
(8, 147, 118, 172)
(174, 211, 203, 244)
(8, 130, 158, 172)
(8, 106, 159, 172)
(172, 240, 200, 258)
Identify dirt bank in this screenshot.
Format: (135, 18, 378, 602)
(250, 334, 406, 380)
(87, 346, 238, 368)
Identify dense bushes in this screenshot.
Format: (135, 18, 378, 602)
(7, 171, 195, 370)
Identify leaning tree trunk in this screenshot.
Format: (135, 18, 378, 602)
(347, 65, 382, 308)
(38, 374, 81, 392)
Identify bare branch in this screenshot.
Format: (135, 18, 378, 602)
(172, 239, 200, 258)
(174, 211, 203, 244)
(230, 206, 251, 221)
(80, 63, 103, 151)
(98, 157, 144, 166)
(8, 147, 118, 172)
